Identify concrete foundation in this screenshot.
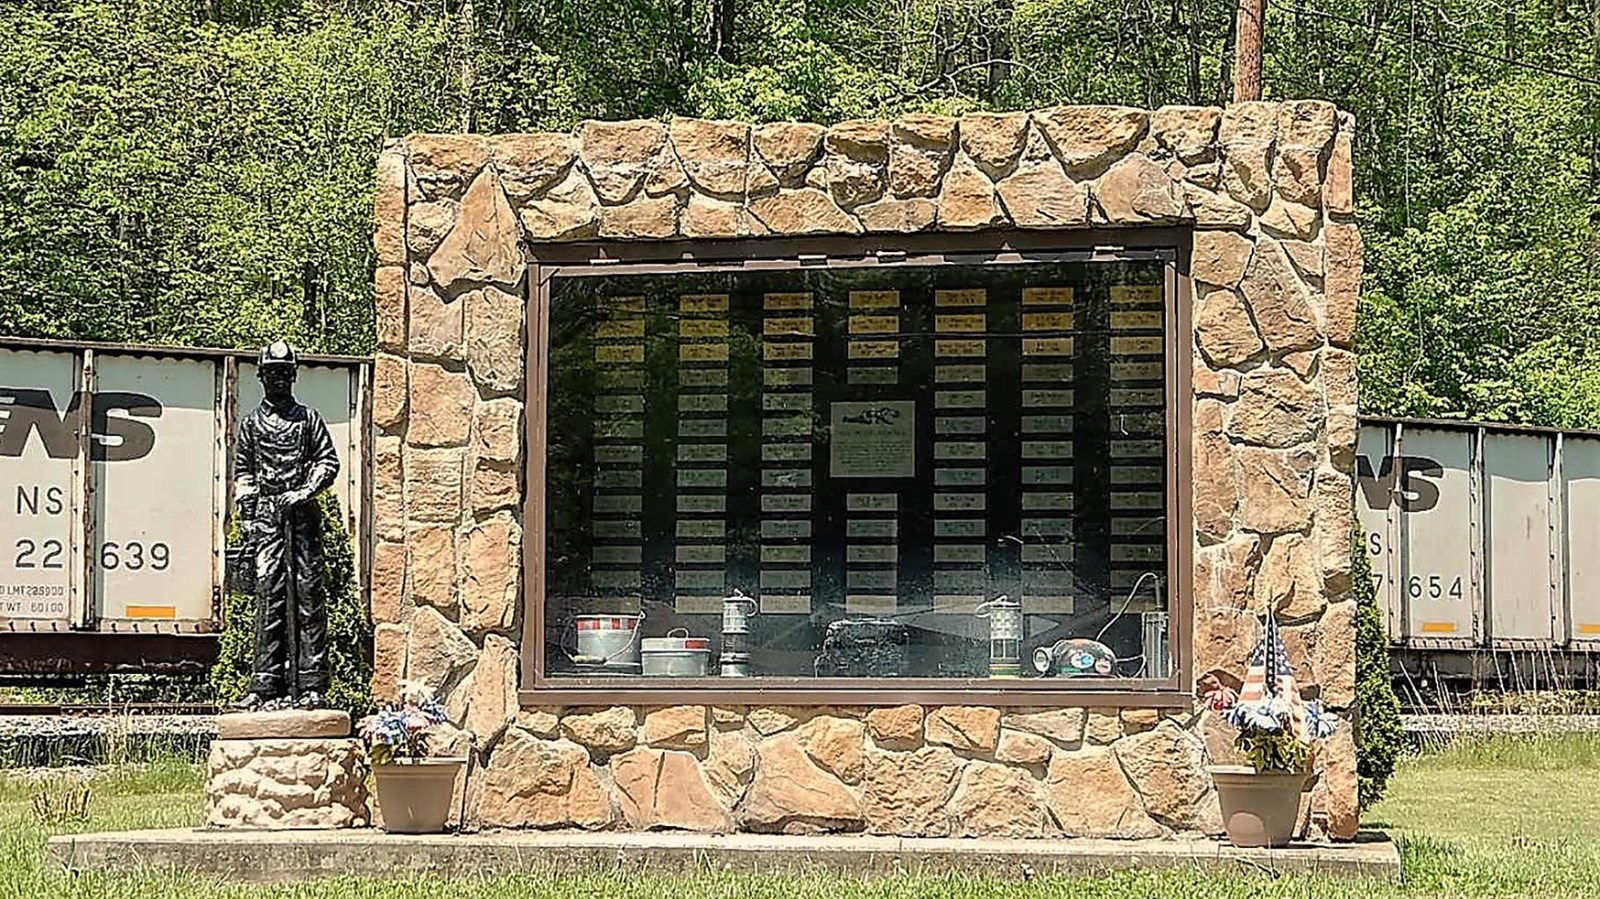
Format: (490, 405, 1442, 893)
(48, 828, 1402, 882)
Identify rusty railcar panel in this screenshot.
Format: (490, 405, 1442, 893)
(1356, 422, 1402, 643)
(1562, 435, 1600, 647)
(89, 354, 224, 630)
(1394, 426, 1480, 647)
(1482, 431, 1560, 646)
(0, 349, 82, 629)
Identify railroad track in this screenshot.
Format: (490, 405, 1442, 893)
(0, 702, 218, 717)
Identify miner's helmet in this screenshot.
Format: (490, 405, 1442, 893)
(258, 340, 298, 369)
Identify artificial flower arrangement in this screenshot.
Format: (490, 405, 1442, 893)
(357, 680, 450, 765)
(1202, 613, 1341, 774)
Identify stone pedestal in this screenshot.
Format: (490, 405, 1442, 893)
(205, 710, 370, 829)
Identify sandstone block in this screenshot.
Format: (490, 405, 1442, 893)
(369, 540, 405, 624)
(855, 197, 937, 232)
(598, 195, 680, 239)
(1236, 445, 1317, 534)
(613, 747, 728, 832)
(428, 168, 522, 289)
(1325, 130, 1354, 215)
(1222, 140, 1273, 211)
(1278, 100, 1338, 151)
(457, 633, 518, 743)
(406, 524, 456, 612)
(372, 436, 404, 543)
(1046, 747, 1164, 838)
(862, 746, 960, 836)
(372, 354, 407, 432)
(1091, 154, 1183, 223)
(405, 606, 477, 697)
(1229, 366, 1321, 449)
(746, 706, 805, 736)
(995, 729, 1054, 766)
(865, 704, 923, 749)
(1195, 287, 1265, 367)
(578, 119, 666, 205)
(996, 159, 1088, 227)
(1193, 399, 1239, 542)
(1241, 241, 1322, 353)
(1084, 709, 1122, 744)
(925, 705, 1000, 752)
(374, 266, 406, 352)
(460, 513, 521, 636)
(1120, 708, 1162, 735)
(950, 761, 1047, 838)
(823, 120, 889, 209)
(1219, 101, 1279, 143)
(1002, 708, 1086, 746)
(477, 730, 613, 829)
(372, 623, 406, 704)
(406, 363, 473, 448)
(1192, 230, 1252, 288)
(518, 169, 600, 240)
(515, 707, 560, 738)
(752, 122, 824, 186)
(1114, 721, 1220, 833)
(748, 189, 859, 235)
(490, 133, 577, 200)
(472, 398, 522, 464)
(1323, 347, 1358, 409)
(1261, 195, 1320, 240)
(470, 458, 519, 516)
(1195, 533, 1262, 612)
(681, 194, 754, 238)
(1192, 356, 1241, 399)
(738, 735, 862, 833)
(1035, 105, 1149, 174)
(407, 134, 488, 199)
(374, 151, 406, 266)
(1324, 221, 1362, 348)
(465, 285, 524, 395)
(935, 161, 1005, 230)
(704, 728, 756, 807)
(1321, 721, 1359, 839)
(796, 715, 866, 784)
(205, 737, 368, 829)
(959, 112, 1030, 179)
(667, 118, 749, 197)
(408, 283, 464, 362)
(1315, 467, 1357, 590)
(640, 705, 708, 750)
(1185, 184, 1254, 229)
(217, 710, 350, 740)
(1273, 146, 1323, 209)
(1258, 532, 1327, 620)
(1195, 608, 1257, 687)
(407, 199, 457, 259)
(561, 706, 637, 756)
(888, 113, 955, 198)
(1150, 105, 1221, 163)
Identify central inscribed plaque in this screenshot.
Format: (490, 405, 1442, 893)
(830, 401, 916, 478)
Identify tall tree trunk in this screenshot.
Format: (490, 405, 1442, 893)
(1187, 0, 1203, 104)
(709, 0, 737, 63)
(459, 0, 477, 132)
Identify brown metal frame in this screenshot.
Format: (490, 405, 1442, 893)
(518, 229, 1196, 708)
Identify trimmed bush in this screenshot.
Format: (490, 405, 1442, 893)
(1352, 518, 1402, 810)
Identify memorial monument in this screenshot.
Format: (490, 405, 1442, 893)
(205, 340, 368, 829)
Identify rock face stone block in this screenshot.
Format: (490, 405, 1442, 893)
(204, 737, 368, 829)
(372, 99, 1363, 842)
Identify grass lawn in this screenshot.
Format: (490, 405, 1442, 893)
(6, 734, 1600, 898)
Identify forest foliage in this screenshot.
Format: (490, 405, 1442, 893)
(3, 0, 1600, 425)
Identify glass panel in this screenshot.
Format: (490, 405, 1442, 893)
(543, 258, 1170, 681)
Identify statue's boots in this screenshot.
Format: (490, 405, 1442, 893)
(234, 693, 273, 712)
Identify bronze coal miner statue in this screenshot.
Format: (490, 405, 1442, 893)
(234, 340, 340, 711)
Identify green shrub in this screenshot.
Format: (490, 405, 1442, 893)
(210, 492, 373, 720)
(1352, 518, 1402, 810)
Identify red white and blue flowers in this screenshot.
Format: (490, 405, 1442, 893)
(358, 680, 450, 765)
(1203, 613, 1341, 773)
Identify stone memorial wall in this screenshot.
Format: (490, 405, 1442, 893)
(369, 101, 1362, 840)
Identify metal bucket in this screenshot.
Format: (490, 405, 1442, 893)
(640, 629, 712, 677)
(572, 613, 644, 667)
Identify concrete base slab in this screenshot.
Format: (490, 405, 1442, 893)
(48, 828, 1402, 883)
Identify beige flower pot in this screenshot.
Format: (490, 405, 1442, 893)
(1208, 765, 1308, 848)
(373, 758, 465, 834)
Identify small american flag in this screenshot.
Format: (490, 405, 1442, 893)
(1238, 612, 1298, 704)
